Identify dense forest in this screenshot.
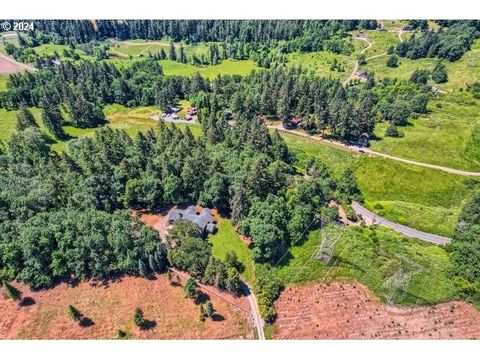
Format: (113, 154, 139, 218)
(395, 22, 480, 61)
(0, 59, 431, 142)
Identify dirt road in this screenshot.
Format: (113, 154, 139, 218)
(269, 125, 480, 177)
(351, 201, 452, 244)
(343, 36, 372, 87)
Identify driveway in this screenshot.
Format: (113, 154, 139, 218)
(351, 201, 452, 244)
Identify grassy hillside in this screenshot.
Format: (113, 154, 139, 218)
(280, 131, 477, 236)
(260, 225, 458, 307)
(372, 92, 480, 172)
(361, 39, 480, 92)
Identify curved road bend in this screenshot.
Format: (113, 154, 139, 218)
(268, 125, 480, 177)
(351, 201, 452, 245)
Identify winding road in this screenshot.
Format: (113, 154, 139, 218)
(268, 125, 480, 177)
(343, 35, 372, 87)
(351, 201, 452, 244)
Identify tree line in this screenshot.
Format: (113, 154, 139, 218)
(395, 22, 480, 62)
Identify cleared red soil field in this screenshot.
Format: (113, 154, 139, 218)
(0, 275, 252, 339)
(273, 282, 480, 339)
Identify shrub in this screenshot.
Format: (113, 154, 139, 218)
(384, 124, 404, 138)
(386, 54, 399, 68)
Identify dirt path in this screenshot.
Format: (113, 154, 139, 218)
(351, 201, 452, 244)
(343, 36, 372, 87)
(269, 125, 480, 177)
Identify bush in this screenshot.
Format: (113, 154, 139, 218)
(386, 54, 399, 68)
(384, 124, 404, 138)
(254, 276, 282, 324)
(344, 205, 358, 222)
(133, 307, 144, 327)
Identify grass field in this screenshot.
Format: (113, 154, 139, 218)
(372, 92, 480, 172)
(109, 40, 211, 59)
(0, 74, 9, 91)
(160, 59, 257, 78)
(361, 39, 480, 92)
(261, 225, 458, 306)
(279, 131, 477, 236)
(32, 43, 94, 61)
(208, 218, 255, 283)
(352, 30, 400, 58)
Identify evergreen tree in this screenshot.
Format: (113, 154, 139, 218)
(179, 45, 187, 63)
(16, 106, 39, 130)
(205, 300, 214, 317)
(2, 281, 22, 302)
(184, 277, 198, 299)
(133, 307, 144, 327)
(68, 305, 83, 322)
(41, 104, 65, 139)
(169, 42, 177, 61)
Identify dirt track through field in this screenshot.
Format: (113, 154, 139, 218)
(274, 282, 480, 339)
(0, 52, 36, 73)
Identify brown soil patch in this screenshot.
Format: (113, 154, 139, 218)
(274, 282, 480, 339)
(0, 57, 24, 74)
(0, 275, 251, 339)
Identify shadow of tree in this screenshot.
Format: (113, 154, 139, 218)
(19, 297, 36, 307)
(211, 314, 225, 322)
(80, 317, 95, 327)
(140, 319, 157, 331)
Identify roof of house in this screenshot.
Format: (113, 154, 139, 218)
(167, 209, 182, 222)
(167, 206, 216, 232)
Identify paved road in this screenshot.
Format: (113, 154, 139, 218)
(243, 283, 266, 340)
(269, 125, 480, 177)
(351, 201, 452, 244)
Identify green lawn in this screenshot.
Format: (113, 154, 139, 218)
(0, 74, 10, 92)
(208, 218, 255, 283)
(372, 92, 480, 172)
(280, 131, 477, 236)
(286, 51, 351, 79)
(261, 225, 458, 306)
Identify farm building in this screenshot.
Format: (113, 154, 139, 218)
(167, 206, 217, 234)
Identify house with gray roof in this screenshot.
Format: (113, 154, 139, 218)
(167, 206, 217, 235)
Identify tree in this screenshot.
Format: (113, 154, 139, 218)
(409, 69, 430, 85)
(184, 277, 198, 299)
(205, 300, 214, 318)
(2, 281, 22, 302)
(133, 307, 144, 327)
(179, 45, 187, 63)
(41, 104, 65, 139)
(384, 124, 403, 138)
(357, 53, 366, 65)
(68, 305, 83, 322)
(199, 303, 207, 321)
(16, 106, 38, 130)
(386, 54, 399, 68)
(432, 62, 448, 83)
(168, 42, 177, 61)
